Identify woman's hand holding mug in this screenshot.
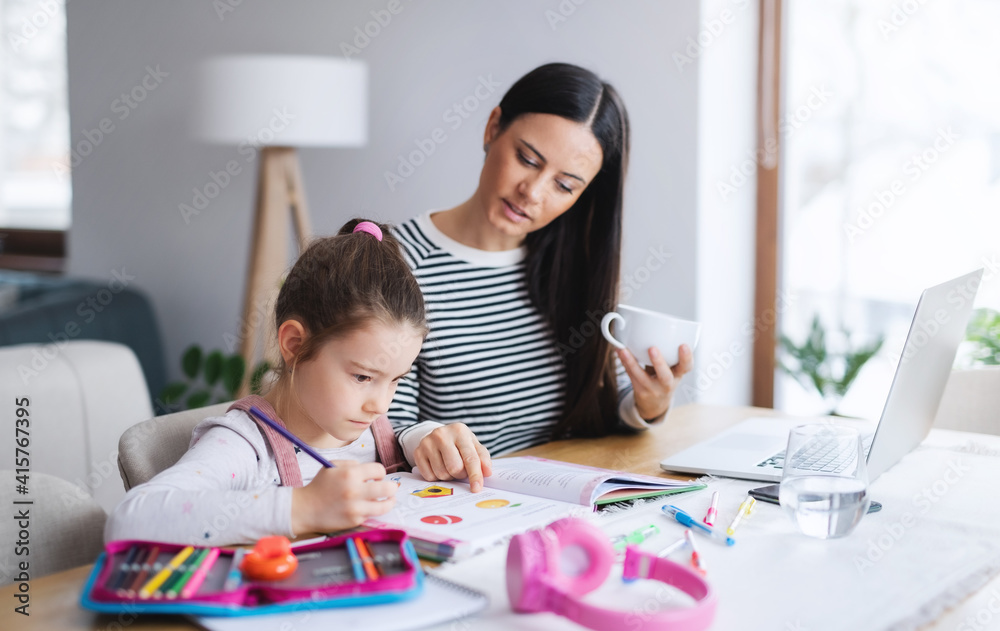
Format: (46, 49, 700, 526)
(601, 305, 700, 421)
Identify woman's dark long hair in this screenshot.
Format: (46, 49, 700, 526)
(496, 63, 630, 439)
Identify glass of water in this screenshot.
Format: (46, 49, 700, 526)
(778, 424, 870, 539)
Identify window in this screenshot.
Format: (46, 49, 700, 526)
(1, 0, 70, 270)
(777, 0, 1000, 417)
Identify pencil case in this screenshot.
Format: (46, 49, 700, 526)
(80, 529, 422, 617)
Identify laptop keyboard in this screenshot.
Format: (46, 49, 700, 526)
(757, 434, 874, 473)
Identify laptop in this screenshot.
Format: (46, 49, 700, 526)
(660, 269, 984, 483)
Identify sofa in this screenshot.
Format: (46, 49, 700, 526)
(0, 341, 153, 513)
(0, 270, 166, 401)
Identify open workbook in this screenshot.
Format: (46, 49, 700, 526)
(365, 456, 703, 561)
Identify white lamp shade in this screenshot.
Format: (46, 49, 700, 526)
(194, 55, 367, 147)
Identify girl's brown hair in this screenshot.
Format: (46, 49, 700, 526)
(272, 218, 427, 376)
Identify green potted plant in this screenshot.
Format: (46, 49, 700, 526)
(159, 345, 272, 412)
(778, 315, 884, 416)
(964, 307, 1000, 365)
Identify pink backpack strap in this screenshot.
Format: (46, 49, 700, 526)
(372, 415, 409, 473)
(228, 395, 304, 488)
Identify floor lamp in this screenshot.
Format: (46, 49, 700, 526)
(195, 55, 368, 392)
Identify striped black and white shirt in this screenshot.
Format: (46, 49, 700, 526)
(389, 212, 652, 461)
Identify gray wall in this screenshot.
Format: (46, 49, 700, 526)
(695, 0, 759, 405)
(67, 1, 753, 404)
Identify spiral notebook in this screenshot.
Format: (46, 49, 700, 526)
(193, 573, 488, 631)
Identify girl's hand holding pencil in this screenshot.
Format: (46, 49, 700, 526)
(290, 460, 398, 536)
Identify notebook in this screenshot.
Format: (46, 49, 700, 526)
(366, 456, 704, 560)
(195, 573, 488, 631)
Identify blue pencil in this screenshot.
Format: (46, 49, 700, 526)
(107, 545, 140, 591)
(248, 405, 335, 468)
(344, 537, 367, 582)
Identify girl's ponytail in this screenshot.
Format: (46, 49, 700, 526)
(272, 218, 426, 375)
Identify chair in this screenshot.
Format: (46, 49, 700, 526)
(117, 402, 231, 491)
(933, 366, 1000, 436)
(0, 471, 106, 585)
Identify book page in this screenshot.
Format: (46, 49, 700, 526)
(485, 457, 700, 505)
(484, 457, 613, 505)
(365, 473, 583, 557)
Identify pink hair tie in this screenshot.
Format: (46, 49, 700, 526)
(353, 221, 383, 242)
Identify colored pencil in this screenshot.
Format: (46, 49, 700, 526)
(164, 547, 209, 599)
(355, 538, 380, 580)
(107, 545, 139, 591)
(344, 537, 366, 581)
(179, 547, 221, 599)
(139, 546, 194, 599)
(125, 545, 159, 596)
(158, 548, 204, 599)
(247, 405, 335, 468)
(364, 542, 386, 577)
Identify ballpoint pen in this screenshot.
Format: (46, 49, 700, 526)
(661, 505, 736, 546)
(727, 497, 756, 536)
(704, 491, 720, 526)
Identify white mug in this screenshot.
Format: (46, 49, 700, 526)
(600, 305, 701, 366)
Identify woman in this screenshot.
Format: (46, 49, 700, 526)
(389, 63, 693, 484)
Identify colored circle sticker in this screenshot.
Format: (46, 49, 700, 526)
(420, 514, 463, 525)
(475, 498, 511, 509)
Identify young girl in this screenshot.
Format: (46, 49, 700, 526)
(105, 219, 491, 546)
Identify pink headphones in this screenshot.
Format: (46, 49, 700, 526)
(506, 518, 716, 630)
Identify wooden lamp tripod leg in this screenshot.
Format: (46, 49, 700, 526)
(237, 147, 312, 396)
